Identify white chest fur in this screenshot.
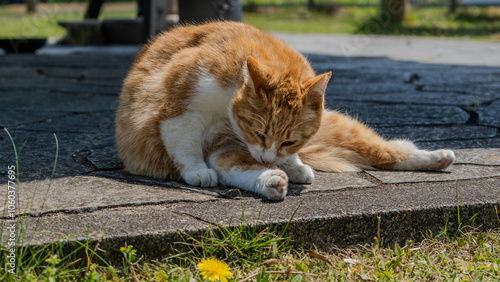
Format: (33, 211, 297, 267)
(159, 69, 237, 160)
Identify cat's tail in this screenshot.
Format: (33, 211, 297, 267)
(299, 110, 455, 172)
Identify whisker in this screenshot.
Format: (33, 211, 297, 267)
(250, 113, 267, 127)
(292, 119, 314, 130)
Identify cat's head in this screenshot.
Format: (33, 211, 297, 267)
(230, 56, 331, 167)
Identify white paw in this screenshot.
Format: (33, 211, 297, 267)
(287, 164, 315, 184)
(428, 149, 455, 170)
(394, 149, 455, 171)
(258, 169, 288, 200)
(182, 168, 218, 187)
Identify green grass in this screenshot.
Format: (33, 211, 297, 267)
(1, 2, 499, 40)
(2, 221, 499, 281)
(245, 6, 500, 39)
(0, 3, 136, 39)
(244, 5, 371, 34)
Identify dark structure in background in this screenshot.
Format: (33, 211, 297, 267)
(179, 0, 242, 23)
(59, 0, 242, 45)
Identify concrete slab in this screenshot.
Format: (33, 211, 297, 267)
(16, 205, 208, 247)
(455, 148, 500, 166)
(477, 100, 500, 128)
(0, 110, 69, 128)
(376, 125, 498, 142)
(328, 102, 470, 126)
(416, 138, 500, 150)
(367, 164, 500, 184)
(1, 90, 117, 114)
(87, 145, 123, 170)
(0, 176, 216, 217)
(21, 111, 115, 134)
(327, 91, 489, 106)
(0, 130, 111, 179)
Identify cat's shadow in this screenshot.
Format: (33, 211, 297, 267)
(93, 169, 309, 202)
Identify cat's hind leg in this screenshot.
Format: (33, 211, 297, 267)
(301, 111, 455, 172)
(345, 135, 455, 172)
(359, 140, 455, 171)
(208, 149, 288, 200)
(390, 140, 455, 171)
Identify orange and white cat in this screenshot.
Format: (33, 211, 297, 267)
(115, 22, 455, 200)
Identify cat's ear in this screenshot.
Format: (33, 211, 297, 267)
(244, 56, 268, 90)
(304, 72, 332, 110)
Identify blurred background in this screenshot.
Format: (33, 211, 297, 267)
(0, 0, 499, 46)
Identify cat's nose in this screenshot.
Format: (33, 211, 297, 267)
(261, 157, 272, 166)
(261, 152, 276, 166)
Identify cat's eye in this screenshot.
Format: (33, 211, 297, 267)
(256, 132, 266, 143)
(281, 141, 295, 147)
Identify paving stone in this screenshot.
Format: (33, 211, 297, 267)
(422, 83, 500, 98)
(326, 83, 416, 96)
(0, 53, 135, 69)
(416, 138, 500, 150)
(0, 78, 121, 95)
(0, 130, 112, 179)
(0, 66, 126, 82)
(415, 69, 500, 85)
(454, 148, 500, 166)
(326, 91, 489, 106)
(20, 111, 115, 134)
(0, 175, 216, 217)
(366, 164, 500, 184)
(31, 67, 128, 81)
(477, 100, 500, 128)
(15, 93, 117, 113)
(375, 125, 498, 142)
(327, 102, 470, 126)
(0, 109, 68, 128)
(11, 205, 208, 247)
(324, 68, 411, 84)
(312, 58, 421, 70)
(88, 145, 123, 170)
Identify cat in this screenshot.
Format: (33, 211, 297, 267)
(115, 21, 455, 200)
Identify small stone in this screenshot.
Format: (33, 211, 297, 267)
(404, 72, 420, 83)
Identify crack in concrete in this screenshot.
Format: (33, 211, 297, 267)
(331, 97, 474, 107)
(72, 150, 99, 171)
(1, 198, 220, 220)
(172, 211, 217, 227)
(358, 171, 383, 185)
(460, 107, 479, 125)
(416, 87, 474, 95)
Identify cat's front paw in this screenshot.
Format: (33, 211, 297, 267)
(287, 164, 314, 184)
(258, 169, 288, 200)
(182, 168, 218, 187)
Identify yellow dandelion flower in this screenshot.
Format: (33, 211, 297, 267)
(197, 258, 234, 282)
(120, 247, 125, 252)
